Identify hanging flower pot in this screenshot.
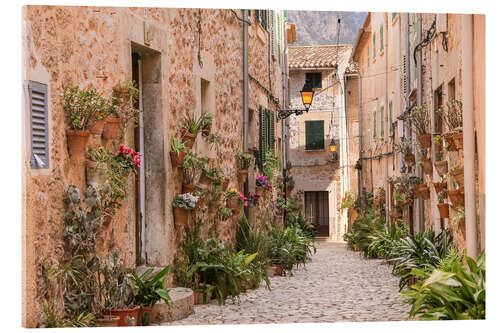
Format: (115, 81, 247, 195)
(183, 183, 196, 193)
(102, 118, 121, 140)
(443, 132, 458, 151)
(437, 203, 450, 219)
(414, 183, 430, 200)
(182, 132, 197, 149)
(170, 151, 185, 168)
(421, 158, 433, 175)
(227, 196, 240, 209)
(108, 306, 140, 327)
(195, 197, 205, 209)
(66, 129, 90, 158)
(238, 169, 248, 183)
(448, 188, 465, 206)
(373, 198, 380, 207)
(450, 167, 464, 188)
(452, 132, 463, 150)
(404, 153, 415, 165)
(434, 160, 448, 177)
(89, 119, 106, 135)
(86, 160, 105, 186)
(432, 181, 448, 195)
(209, 200, 221, 211)
(256, 186, 265, 196)
(199, 174, 211, 186)
(94, 315, 120, 327)
(173, 206, 189, 226)
(417, 133, 432, 148)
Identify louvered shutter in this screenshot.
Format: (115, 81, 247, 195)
(380, 105, 385, 137)
(277, 13, 281, 65)
(401, 55, 407, 95)
(28, 81, 49, 169)
(305, 121, 324, 150)
(269, 109, 275, 152)
(271, 11, 276, 57)
(259, 106, 267, 166)
(389, 101, 394, 135)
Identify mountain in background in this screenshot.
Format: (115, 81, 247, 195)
(287, 11, 367, 46)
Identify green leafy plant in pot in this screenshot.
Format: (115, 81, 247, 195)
(132, 266, 171, 326)
(409, 104, 431, 148)
(105, 80, 140, 140)
(199, 111, 215, 137)
(181, 113, 203, 149)
(170, 136, 187, 168)
(236, 150, 255, 182)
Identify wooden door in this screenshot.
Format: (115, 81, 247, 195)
(304, 191, 329, 237)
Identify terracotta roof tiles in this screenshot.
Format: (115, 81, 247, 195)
(288, 45, 352, 69)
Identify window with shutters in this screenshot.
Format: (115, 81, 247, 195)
(373, 110, 377, 139)
(380, 105, 385, 138)
(392, 13, 398, 22)
(258, 107, 275, 166)
(389, 100, 394, 135)
(401, 55, 407, 95)
(305, 120, 324, 150)
(277, 13, 281, 65)
(28, 81, 49, 169)
(306, 72, 322, 89)
(271, 11, 275, 57)
(372, 33, 376, 58)
(380, 25, 384, 52)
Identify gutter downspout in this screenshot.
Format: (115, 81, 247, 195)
(417, 14, 425, 232)
(283, 18, 288, 225)
(242, 9, 249, 218)
(396, 13, 402, 218)
(358, 69, 363, 195)
(405, 13, 413, 235)
(385, 13, 390, 223)
(462, 14, 478, 258)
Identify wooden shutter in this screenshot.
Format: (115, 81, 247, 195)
(269, 109, 275, 152)
(373, 110, 377, 138)
(401, 55, 407, 95)
(271, 11, 275, 57)
(380, 25, 384, 51)
(259, 106, 267, 165)
(372, 33, 376, 58)
(389, 100, 394, 135)
(28, 81, 49, 169)
(305, 120, 324, 150)
(380, 105, 385, 137)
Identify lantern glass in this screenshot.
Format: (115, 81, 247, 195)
(301, 91, 314, 107)
(329, 138, 337, 152)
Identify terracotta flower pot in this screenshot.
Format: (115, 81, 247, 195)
(450, 167, 464, 188)
(421, 158, 433, 175)
(448, 188, 465, 206)
(274, 265, 284, 276)
(102, 118, 121, 140)
(437, 203, 449, 219)
(202, 124, 211, 137)
(389, 209, 402, 219)
(414, 184, 430, 200)
(222, 178, 229, 191)
(256, 186, 265, 196)
(238, 169, 248, 183)
(139, 306, 154, 326)
(66, 129, 90, 158)
(443, 132, 458, 151)
(195, 197, 205, 208)
(86, 160, 105, 186)
(170, 151, 185, 168)
(182, 132, 197, 149)
(89, 119, 106, 135)
(94, 315, 120, 327)
(404, 154, 415, 165)
(434, 160, 448, 177)
(286, 188, 292, 197)
(173, 206, 190, 226)
(193, 290, 212, 305)
(432, 181, 447, 195)
(183, 183, 196, 193)
(199, 174, 211, 186)
(227, 196, 240, 209)
(417, 133, 432, 148)
(452, 132, 463, 150)
(209, 200, 221, 211)
(108, 306, 140, 326)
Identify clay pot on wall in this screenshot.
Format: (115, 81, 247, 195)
(89, 119, 106, 135)
(102, 118, 121, 140)
(202, 124, 211, 137)
(434, 160, 448, 177)
(237, 169, 248, 183)
(404, 154, 416, 165)
(67, 129, 90, 158)
(451, 167, 465, 188)
(94, 315, 120, 327)
(414, 184, 430, 200)
(227, 196, 240, 209)
(183, 184, 196, 194)
(437, 203, 450, 219)
(222, 178, 229, 191)
(209, 200, 221, 211)
(170, 151, 185, 169)
(199, 174, 211, 186)
(108, 306, 140, 327)
(182, 132, 197, 149)
(173, 206, 190, 226)
(195, 197, 205, 209)
(421, 158, 433, 175)
(389, 209, 402, 219)
(256, 186, 265, 196)
(86, 160, 105, 186)
(453, 132, 463, 150)
(417, 133, 432, 148)
(443, 132, 458, 151)
(432, 181, 448, 195)
(448, 188, 465, 206)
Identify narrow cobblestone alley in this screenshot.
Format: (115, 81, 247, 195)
(164, 241, 409, 325)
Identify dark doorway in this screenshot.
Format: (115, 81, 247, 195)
(304, 191, 329, 237)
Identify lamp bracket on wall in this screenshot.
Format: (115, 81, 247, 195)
(277, 108, 309, 120)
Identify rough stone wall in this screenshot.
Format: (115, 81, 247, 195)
(22, 6, 285, 327)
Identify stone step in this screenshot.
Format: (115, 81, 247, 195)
(151, 287, 194, 323)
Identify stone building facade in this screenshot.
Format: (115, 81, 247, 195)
(287, 45, 352, 241)
(347, 12, 485, 254)
(22, 6, 288, 327)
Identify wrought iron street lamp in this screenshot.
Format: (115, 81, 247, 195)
(329, 138, 339, 162)
(277, 81, 315, 120)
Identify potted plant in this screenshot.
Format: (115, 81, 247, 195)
(181, 113, 203, 149)
(132, 266, 171, 326)
(419, 156, 433, 175)
(432, 178, 448, 195)
(172, 193, 198, 226)
(86, 147, 109, 186)
(226, 188, 244, 212)
(389, 206, 403, 219)
(413, 183, 430, 200)
(236, 150, 255, 182)
(285, 175, 295, 197)
(170, 137, 187, 168)
(256, 174, 272, 195)
(62, 86, 108, 157)
(395, 138, 415, 165)
(438, 100, 463, 151)
(194, 190, 205, 208)
(437, 190, 449, 219)
(104, 81, 140, 140)
(409, 105, 431, 148)
(182, 153, 205, 193)
(208, 185, 223, 210)
(199, 112, 215, 137)
(217, 206, 233, 221)
(200, 166, 219, 187)
(449, 164, 464, 188)
(448, 186, 465, 207)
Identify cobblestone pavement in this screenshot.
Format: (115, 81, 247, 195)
(164, 241, 410, 325)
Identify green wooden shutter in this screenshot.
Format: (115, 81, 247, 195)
(380, 105, 385, 137)
(380, 25, 384, 51)
(259, 106, 267, 165)
(269, 109, 275, 152)
(372, 33, 376, 58)
(373, 111, 377, 138)
(305, 120, 324, 150)
(389, 101, 394, 135)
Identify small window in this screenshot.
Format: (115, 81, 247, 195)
(305, 120, 324, 150)
(380, 105, 385, 137)
(389, 100, 394, 135)
(28, 81, 49, 169)
(372, 33, 376, 58)
(380, 25, 384, 51)
(306, 72, 322, 89)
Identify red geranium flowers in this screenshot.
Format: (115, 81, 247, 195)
(118, 144, 142, 171)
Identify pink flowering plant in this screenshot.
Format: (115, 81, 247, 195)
(247, 193, 260, 206)
(116, 144, 142, 174)
(256, 174, 273, 191)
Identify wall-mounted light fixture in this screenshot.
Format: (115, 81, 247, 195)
(277, 81, 315, 120)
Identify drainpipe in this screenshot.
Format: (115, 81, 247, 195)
(384, 13, 390, 223)
(396, 13, 402, 217)
(282, 17, 288, 225)
(417, 14, 424, 232)
(358, 71, 362, 195)
(461, 14, 477, 258)
(242, 10, 249, 218)
(405, 13, 414, 235)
